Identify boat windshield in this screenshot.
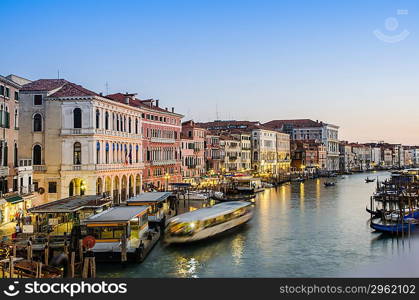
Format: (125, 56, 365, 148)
(167, 221, 198, 236)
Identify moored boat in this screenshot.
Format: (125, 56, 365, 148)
(370, 218, 417, 234)
(365, 177, 376, 183)
(324, 182, 336, 187)
(164, 201, 253, 244)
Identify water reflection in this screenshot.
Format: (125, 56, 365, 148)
(99, 171, 418, 278)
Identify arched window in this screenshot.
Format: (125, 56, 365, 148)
(136, 145, 139, 163)
(128, 117, 131, 133)
(96, 142, 100, 164)
(96, 109, 100, 129)
(116, 115, 120, 131)
(73, 108, 82, 128)
(14, 143, 18, 167)
(105, 112, 109, 130)
(33, 114, 42, 132)
(14, 109, 18, 129)
(135, 119, 138, 134)
(73, 142, 81, 165)
(33, 145, 42, 165)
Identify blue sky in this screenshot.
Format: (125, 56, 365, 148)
(2, 0, 419, 144)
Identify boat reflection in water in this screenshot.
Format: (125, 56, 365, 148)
(164, 201, 254, 244)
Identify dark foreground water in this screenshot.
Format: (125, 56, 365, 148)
(98, 171, 419, 278)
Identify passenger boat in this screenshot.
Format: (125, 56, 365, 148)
(82, 206, 160, 262)
(235, 177, 264, 193)
(365, 177, 376, 183)
(324, 182, 336, 187)
(164, 201, 254, 244)
(292, 177, 305, 183)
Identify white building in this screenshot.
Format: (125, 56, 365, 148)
(19, 79, 145, 204)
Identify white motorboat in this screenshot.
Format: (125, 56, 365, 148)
(164, 201, 253, 244)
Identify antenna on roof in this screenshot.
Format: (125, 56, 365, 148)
(57, 69, 60, 79)
(105, 82, 109, 95)
(216, 102, 219, 120)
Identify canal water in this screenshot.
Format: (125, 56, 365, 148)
(98, 171, 419, 278)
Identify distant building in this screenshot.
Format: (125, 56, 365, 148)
(205, 134, 222, 173)
(181, 120, 206, 182)
(264, 119, 340, 171)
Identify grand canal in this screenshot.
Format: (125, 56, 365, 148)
(99, 171, 419, 278)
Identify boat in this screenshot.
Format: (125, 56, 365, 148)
(235, 177, 265, 193)
(292, 177, 305, 183)
(370, 218, 417, 234)
(365, 177, 376, 183)
(365, 207, 383, 218)
(179, 191, 210, 201)
(324, 182, 336, 187)
(82, 206, 160, 263)
(164, 201, 254, 244)
(216, 194, 256, 203)
(262, 182, 274, 188)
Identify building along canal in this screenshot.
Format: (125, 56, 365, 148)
(98, 171, 419, 278)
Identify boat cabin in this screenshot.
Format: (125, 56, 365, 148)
(235, 177, 264, 193)
(126, 192, 173, 223)
(83, 206, 150, 257)
(28, 195, 112, 235)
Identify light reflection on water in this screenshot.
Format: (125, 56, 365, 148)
(98, 171, 419, 278)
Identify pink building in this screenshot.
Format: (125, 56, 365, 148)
(181, 120, 206, 182)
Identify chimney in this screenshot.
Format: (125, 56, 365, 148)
(165, 107, 168, 111)
(124, 92, 130, 104)
(156, 100, 159, 107)
(171, 107, 174, 113)
(99, 92, 103, 96)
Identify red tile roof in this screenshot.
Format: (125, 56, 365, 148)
(264, 119, 323, 129)
(49, 83, 98, 97)
(21, 79, 68, 91)
(106, 93, 179, 115)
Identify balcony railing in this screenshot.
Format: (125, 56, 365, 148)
(33, 165, 47, 172)
(151, 159, 177, 166)
(19, 184, 35, 195)
(61, 128, 142, 139)
(0, 166, 9, 177)
(150, 137, 176, 143)
(61, 163, 144, 171)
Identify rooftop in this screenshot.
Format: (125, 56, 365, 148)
(29, 195, 111, 213)
(127, 192, 172, 203)
(264, 119, 324, 129)
(85, 206, 149, 223)
(21, 79, 69, 91)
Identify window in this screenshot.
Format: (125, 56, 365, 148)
(0, 86, 4, 96)
(48, 182, 57, 193)
(5, 88, 9, 98)
(96, 109, 100, 129)
(128, 117, 131, 133)
(3, 143, 7, 166)
(73, 108, 82, 128)
(14, 143, 18, 167)
(105, 112, 109, 130)
(105, 143, 109, 164)
(33, 145, 42, 165)
(73, 142, 81, 165)
(96, 142, 100, 164)
(33, 114, 42, 131)
(34, 95, 43, 105)
(14, 91, 19, 101)
(135, 119, 138, 134)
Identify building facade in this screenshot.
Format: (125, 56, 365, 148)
(180, 120, 206, 182)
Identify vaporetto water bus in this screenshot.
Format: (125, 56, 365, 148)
(164, 201, 254, 244)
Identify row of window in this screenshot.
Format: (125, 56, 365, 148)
(0, 85, 19, 100)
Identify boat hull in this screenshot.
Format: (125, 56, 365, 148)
(370, 220, 416, 234)
(164, 212, 253, 244)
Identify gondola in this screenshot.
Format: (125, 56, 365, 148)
(365, 178, 376, 183)
(365, 206, 383, 218)
(324, 182, 336, 187)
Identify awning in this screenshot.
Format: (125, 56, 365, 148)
(5, 195, 23, 204)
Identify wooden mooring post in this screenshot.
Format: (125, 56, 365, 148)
(82, 257, 96, 278)
(44, 241, 49, 265)
(8, 256, 14, 278)
(27, 239, 33, 261)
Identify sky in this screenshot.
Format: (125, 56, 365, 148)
(2, 0, 419, 144)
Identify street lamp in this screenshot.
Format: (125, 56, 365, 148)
(164, 173, 170, 192)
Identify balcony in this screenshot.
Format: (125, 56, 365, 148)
(19, 184, 35, 195)
(33, 165, 47, 172)
(151, 159, 177, 166)
(61, 163, 145, 172)
(150, 137, 176, 144)
(0, 166, 9, 177)
(61, 128, 142, 139)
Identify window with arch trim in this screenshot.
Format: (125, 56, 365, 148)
(73, 142, 82, 165)
(33, 114, 42, 132)
(96, 109, 100, 129)
(33, 145, 42, 165)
